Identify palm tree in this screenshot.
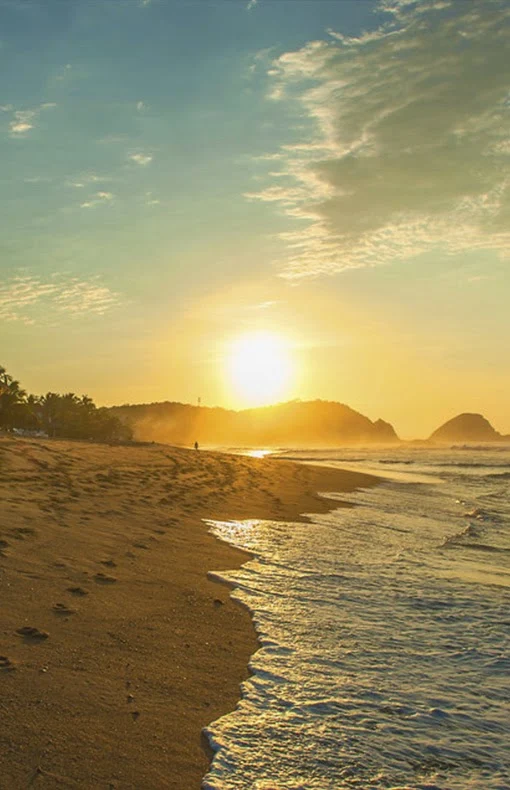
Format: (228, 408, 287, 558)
(38, 392, 63, 437)
(0, 365, 27, 428)
(1, 366, 131, 441)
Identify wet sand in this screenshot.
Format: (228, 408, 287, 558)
(0, 436, 377, 789)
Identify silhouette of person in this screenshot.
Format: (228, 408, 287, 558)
(194, 441, 199, 451)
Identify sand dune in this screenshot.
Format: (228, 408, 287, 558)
(0, 436, 376, 789)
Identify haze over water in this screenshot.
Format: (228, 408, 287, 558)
(204, 446, 510, 789)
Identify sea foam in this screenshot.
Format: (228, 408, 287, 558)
(203, 447, 510, 789)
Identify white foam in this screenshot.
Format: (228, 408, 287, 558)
(203, 448, 510, 789)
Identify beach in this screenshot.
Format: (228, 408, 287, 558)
(0, 436, 376, 789)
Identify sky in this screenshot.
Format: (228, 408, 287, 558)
(1, 0, 509, 439)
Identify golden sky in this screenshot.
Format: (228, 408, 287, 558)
(1, 0, 509, 439)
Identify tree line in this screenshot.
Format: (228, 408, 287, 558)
(0, 365, 131, 442)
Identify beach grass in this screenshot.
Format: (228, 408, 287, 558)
(0, 436, 377, 789)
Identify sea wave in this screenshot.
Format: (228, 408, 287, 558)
(204, 448, 510, 789)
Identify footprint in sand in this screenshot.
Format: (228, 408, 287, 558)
(67, 586, 89, 596)
(52, 603, 76, 616)
(94, 572, 117, 584)
(9, 527, 37, 540)
(0, 655, 16, 672)
(16, 626, 49, 641)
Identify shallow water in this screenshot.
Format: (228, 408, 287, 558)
(203, 447, 510, 790)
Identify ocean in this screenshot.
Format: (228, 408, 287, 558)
(202, 446, 510, 790)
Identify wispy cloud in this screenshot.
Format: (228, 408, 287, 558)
(66, 173, 112, 189)
(10, 110, 36, 136)
(249, 300, 279, 310)
(53, 63, 73, 83)
(250, 0, 510, 278)
(129, 152, 153, 166)
(144, 191, 160, 206)
(7, 103, 57, 137)
(24, 176, 52, 184)
(246, 0, 257, 11)
(0, 274, 122, 324)
(247, 48, 274, 77)
(80, 191, 114, 209)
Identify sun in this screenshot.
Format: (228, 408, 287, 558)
(227, 331, 294, 407)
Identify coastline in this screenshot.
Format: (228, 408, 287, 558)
(0, 437, 378, 789)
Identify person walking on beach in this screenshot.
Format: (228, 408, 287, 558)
(194, 441, 199, 451)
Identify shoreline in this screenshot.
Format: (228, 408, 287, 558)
(0, 437, 378, 789)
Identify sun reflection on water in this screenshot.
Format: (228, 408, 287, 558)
(247, 449, 272, 459)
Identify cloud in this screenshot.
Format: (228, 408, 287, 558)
(80, 191, 114, 208)
(129, 152, 153, 166)
(144, 191, 160, 206)
(10, 121, 33, 135)
(244, 185, 313, 205)
(97, 135, 127, 145)
(246, 0, 257, 10)
(247, 48, 274, 78)
(7, 103, 57, 138)
(250, 300, 279, 310)
(24, 176, 52, 184)
(66, 173, 112, 189)
(0, 274, 122, 324)
(251, 0, 510, 278)
(9, 110, 36, 136)
(84, 173, 112, 183)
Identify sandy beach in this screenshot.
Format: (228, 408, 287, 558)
(0, 436, 377, 789)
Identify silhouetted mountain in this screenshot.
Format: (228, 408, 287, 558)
(429, 413, 503, 443)
(110, 399, 399, 447)
(373, 419, 397, 442)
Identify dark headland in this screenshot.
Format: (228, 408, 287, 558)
(428, 413, 510, 444)
(111, 399, 399, 446)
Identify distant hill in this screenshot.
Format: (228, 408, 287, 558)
(110, 399, 399, 447)
(429, 413, 506, 443)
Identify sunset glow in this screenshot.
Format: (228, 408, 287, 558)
(1, 0, 509, 438)
(227, 332, 294, 407)
(1, 2, 508, 786)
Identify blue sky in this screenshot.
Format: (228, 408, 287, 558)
(1, 0, 509, 437)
